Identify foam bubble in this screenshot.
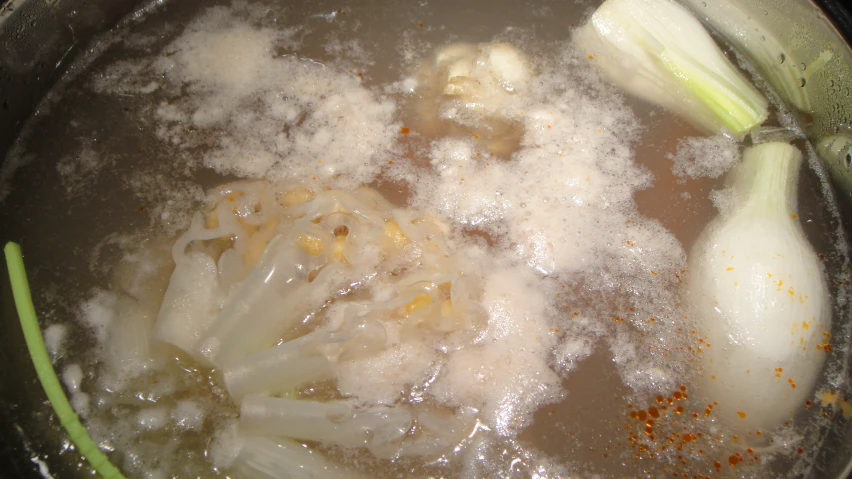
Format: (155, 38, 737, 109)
(668, 135, 740, 179)
(709, 186, 739, 216)
(89, 8, 401, 190)
(335, 321, 440, 405)
(136, 407, 169, 431)
(430, 264, 562, 436)
(209, 420, 244, 470)
(61, 364, 84, 394)
(171, 400, 205, 431)
(43, 324, 67, 360)
(80, 290, 117, 343)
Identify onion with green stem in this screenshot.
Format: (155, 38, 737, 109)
(574, 0, 769, 138)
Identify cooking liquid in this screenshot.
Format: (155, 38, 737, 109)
(0, 0, 850, 478)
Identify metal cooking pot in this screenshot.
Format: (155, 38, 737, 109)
(1, 0, 852, 477)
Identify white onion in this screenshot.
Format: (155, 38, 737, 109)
(689, 142, 830, 433)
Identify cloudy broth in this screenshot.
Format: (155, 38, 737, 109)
(1, 0, 850, 478)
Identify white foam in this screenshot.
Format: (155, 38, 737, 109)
(70, 392, 91, 418)
(43, 324, 67, 360)
(80, 290, 117, 343)
(62, 364, 91, 417)
(710, 186, 739, 216)
(553, 314, 605, 373)
(136, 407, 169, 431)
(668, 135, 740, 179)
(335, 321, 439, 405)
(31, 456, 56, 479)
(430, 264, 562, 436)
(410, 45, 653, 277)
(91, 8, 401, 189)
(171, 400, 205, 431)
(209, 420, 244, 470)
(61, 364, 84, 394)
(416, 138, 511, 227)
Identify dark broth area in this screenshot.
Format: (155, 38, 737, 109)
(0, 0, 850, 478)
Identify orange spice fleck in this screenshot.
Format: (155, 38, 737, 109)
(737, 411, 746, 419)
(400, 127, 410, 135)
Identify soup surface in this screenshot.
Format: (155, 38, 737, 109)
(1, 0, 851, 478)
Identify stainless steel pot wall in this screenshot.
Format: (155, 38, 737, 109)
(1, 0, 852, 477)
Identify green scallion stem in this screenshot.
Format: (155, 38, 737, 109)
(4, 242, 127, 479)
